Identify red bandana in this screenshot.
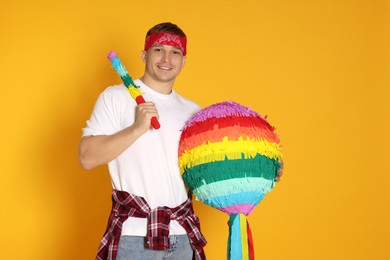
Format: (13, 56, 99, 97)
(144, 32, 187, 55)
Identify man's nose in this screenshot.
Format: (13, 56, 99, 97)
(161, 52, 170, 62)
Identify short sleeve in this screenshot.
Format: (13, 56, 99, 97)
(82, 87, 122, 137)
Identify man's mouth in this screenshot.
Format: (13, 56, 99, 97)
(157, 65, 173, 71)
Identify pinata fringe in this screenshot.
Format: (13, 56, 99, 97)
(192, 177, 275, 203)
(179, 137, 282, 173)
(179, 127, 279, 156)
(120, 74, 134, 88)
(182, 114, 275, 133)
(108, 52, 136, 87)
(108, 54, 128, 77)
(204, 191, 265, 215)
(182, 155, 279, 189)
(184, 101, 266, 130)
(127, 85, 143, 99)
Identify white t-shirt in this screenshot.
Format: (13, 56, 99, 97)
(82, 79, 200, 236)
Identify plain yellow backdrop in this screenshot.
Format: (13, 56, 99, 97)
(1, 0, 389, 259)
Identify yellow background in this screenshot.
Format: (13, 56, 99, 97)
(1, 0, 389, 259)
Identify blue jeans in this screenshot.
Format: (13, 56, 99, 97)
(116, 235, 194, 260)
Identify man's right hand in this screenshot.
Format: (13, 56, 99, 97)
(133, 102, 160, 134)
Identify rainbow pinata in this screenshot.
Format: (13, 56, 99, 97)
(178, 101, 282, 260)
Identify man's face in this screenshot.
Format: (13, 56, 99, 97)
(142, 44, 186, 85)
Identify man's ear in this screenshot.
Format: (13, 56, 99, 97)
(141, 50, 147, 63)
(181, 56, 186, 69)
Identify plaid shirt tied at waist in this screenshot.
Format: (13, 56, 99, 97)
(96, 189, 207, 260)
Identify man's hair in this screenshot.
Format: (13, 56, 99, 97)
(146, 22, 186, 38)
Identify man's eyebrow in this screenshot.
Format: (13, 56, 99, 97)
(172, 47, 183, 53)
(151, 45, 183, 52)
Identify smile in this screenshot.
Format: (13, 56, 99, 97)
(157, 65, 173, 71)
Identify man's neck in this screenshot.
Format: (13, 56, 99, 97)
(139, 76, 174, 95)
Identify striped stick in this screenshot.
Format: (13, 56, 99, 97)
(107, 51, 160, 130)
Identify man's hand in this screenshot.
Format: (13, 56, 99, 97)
(133, 102, 159, 134)
(275, 159, 284, 182)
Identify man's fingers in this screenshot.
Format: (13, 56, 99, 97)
(275, 162, 284, 182)
(137, 102, 159, 119)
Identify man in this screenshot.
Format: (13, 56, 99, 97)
(79, 22, 207, 260)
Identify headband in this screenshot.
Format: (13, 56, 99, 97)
(144, 32, 187, 56)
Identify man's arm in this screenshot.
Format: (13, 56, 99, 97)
(78, 102, 158, 170)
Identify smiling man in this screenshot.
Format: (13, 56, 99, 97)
(79, 22, 206, 260)
(141, 29, 187, 93)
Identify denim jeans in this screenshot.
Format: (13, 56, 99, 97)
(116, 235, 194, 260)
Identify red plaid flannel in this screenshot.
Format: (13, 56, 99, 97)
(96, 189, 206, 260)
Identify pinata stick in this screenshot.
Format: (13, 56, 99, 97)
(107, 51, 160, 130)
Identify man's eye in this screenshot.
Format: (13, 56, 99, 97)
(154, 48, 162, 52)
